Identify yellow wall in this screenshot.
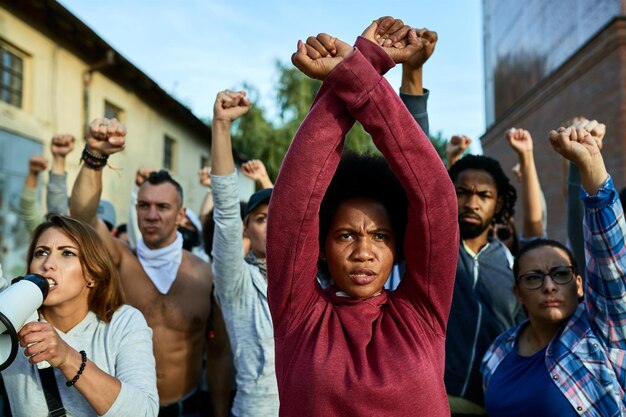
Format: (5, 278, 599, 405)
(0, 5, 217, 224)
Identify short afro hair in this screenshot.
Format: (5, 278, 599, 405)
(448, 155, 516, 224)
(319, 152, 408, 260)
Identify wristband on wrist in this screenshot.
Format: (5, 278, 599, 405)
(66, 350, 87, 387)
(81, 146, 109, 170)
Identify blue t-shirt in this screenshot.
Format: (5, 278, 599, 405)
(484, 345, 577, 416)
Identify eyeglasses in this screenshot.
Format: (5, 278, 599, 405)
(517, 265, 575, 290)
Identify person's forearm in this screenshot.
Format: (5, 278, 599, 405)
(50, 155, 65, 175)
(446, 152, 461, 170)
(211, 121, 236, 175)
(582, 177, 626, 348)
(70, 164, 102, 227)
(400, 90, 429, 138)
(267, 83, 357, 335)
(211, 173, 247, 295)
(205, 301, 233, 417)
(579, 158, 609, 196)
(257, 176, 273, 189)
(58, 348, 122, 415)
(518, 151, 543, 237)
(47, 172, 68, 215)
(206, 361, 233, 417)
(24, 172, 38, 189)
(400, 64, 423, 95)
(199, 189, 214, 225)
(19, 186, 44, 233)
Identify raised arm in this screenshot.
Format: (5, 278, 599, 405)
(446, 134, 472, 169)
(326, 32, 458, 333)
(268, 33, 381, 335)
(19, 155, 47, 233)
(47, 134, 75, 215)
(212, 91, 249, 176)
(269, 20, 457, 335)
(548, 121, 626, 348)
(210, 90, 253, 298)
(69, 119, 126, 265)
(399, 27, 437, 136)
(197, 166, 214, 226)
(566, 118, 606, 275)
(241, 160, 273, 189)
(374, 18, 436, 136)
(204, 295, 234, 417)
(506, 128, 544, 238)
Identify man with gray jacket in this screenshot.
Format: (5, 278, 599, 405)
(445, 155, 525, 415)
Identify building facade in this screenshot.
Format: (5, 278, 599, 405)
(0, 1, 252, 276)
(482, 0, 626, 242)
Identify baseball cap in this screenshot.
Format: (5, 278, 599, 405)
(97, 200, 117, 230)
(244, 188, 272, 218)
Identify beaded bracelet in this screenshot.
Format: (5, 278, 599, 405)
(81, 146, 109, 170)
(66, 350, 87, 387)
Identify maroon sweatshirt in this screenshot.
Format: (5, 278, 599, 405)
(267, 38, 459, 417)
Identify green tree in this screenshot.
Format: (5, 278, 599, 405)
(429, 131, 448, 161)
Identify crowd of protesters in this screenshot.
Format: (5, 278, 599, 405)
(0, 14, 625, 417)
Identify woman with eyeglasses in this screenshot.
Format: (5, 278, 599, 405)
(481, 120, 626, 416)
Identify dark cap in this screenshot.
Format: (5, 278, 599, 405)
(244, 188, 272, 218)
(97, 200, 117, 231)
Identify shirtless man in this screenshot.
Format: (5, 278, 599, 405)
(70, 118, 217, 417)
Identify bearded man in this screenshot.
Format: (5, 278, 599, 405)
(445, 155, 525, 416)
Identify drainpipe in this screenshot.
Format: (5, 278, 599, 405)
(82, 50, 116, 138)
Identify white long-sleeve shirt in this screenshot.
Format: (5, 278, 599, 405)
(2, 305, 158, 417)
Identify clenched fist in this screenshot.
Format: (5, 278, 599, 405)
(86, 118, 126, 157)
(50, 134, 76, 158)
(28, 155, 48, 174)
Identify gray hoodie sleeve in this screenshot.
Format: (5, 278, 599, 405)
(211, 172, 248, 300)
(46, 172, 68, 215)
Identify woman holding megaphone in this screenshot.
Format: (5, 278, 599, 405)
(1, 214, 158, 417)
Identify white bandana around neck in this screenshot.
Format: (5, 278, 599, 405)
(136, 232, 183, 294)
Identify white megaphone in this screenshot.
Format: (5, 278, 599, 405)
(0, 274, 49, 371)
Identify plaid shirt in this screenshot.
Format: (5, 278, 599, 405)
(481, 176, 626, 417)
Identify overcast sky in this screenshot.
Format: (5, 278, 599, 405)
(59, 0, 485, 152)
